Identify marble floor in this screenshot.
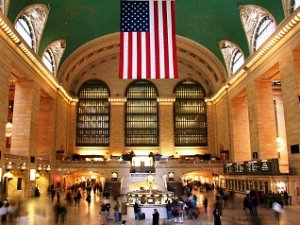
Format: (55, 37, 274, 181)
(5, 190, 300, 225)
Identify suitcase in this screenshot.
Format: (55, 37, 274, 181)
(139, 212, 145, 220)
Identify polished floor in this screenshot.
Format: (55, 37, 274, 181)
(5, 190, 300, 225)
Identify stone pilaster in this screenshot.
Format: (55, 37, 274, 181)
(10, 80, 41, 198)
(247, 79, 277, 160)
(36, 96, 55, 159)
(0, 62, 11, 154)
(158, 97, 175, 156)
(67, 102, 77, 159)
(11, 80, 41, 156)
(279, 52, 300, 175)
(206, 102, 217, 157)
(109, 97, 126, 155)
(231, 94, 251, 162)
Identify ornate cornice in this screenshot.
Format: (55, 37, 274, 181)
(59, 33, 226, 94)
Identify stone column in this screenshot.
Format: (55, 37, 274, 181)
(109, 97, 126, 155)
(11, 80, 41, 156)
(206, 102, 217, 156)
(247, 79, 277, 160)
(67, 102, 77, 160)
(279, 51, 300, 175)
(231, 94, 251, 162)
(158, 97, 175, 156)
(0, 62, 11, 153)
(11, 80, 41, 198)
(36, 96, 55, 159)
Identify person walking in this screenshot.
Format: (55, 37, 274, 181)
(152, 208, 159, 225)
(203, 197, 208, 213)
(100, 203, 106, 225)
(75, 190, 81, 207)
(272, 201, 282, 221)
(113, 199, 120, 222)
(133, 201, 140, 220)
(165, 200, 173, 222)
(86, 193, 91, 207)
(59, 203, 67, 224)
(213, 207, 222, 225)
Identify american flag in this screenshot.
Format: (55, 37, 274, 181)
(119, 0, 178, 79)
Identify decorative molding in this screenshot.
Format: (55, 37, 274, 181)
(16, 3, 50, 52)
(176, 35, 227, 84)
(60, 33, 226, 94)
(207, 8, 300, 102)
(0, 13, 77, 103)
(240, 4, 276, 54)
(177, 58, 214, 95)
(177, 47, 220, 83)
(43, 39, 66, 76)
(219, 40, 245, 76)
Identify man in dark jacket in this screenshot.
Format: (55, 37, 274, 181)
(152, 208, 159, 225)
(213, 208, 222, 225)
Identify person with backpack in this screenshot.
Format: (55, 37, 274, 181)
(86, 193, 91, 207)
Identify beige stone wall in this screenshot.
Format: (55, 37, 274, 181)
(206, 103, 217, 156)
(54, 97, 70, 157)
(36, 96, 55, 159)
(214, 97, 231, 157)
(231, 93, 251, 162)
(0, 62, 10, 153)
(109, 102, 126, 155)
(68, 103, 77, 158)
(11, 80, 41, 157)
(247, 79, 277, 160)
(273, 91, 289, 173)
(159, 101, 175, 156)
(279, 50, 300, 174)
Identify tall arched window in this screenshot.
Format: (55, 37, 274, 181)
(76, 80, 110, 146)
(15, 16, 35, 50)
(291, 0, 300, 12)
(42, 49, 55, 74)
(231, 49, 245, 75)
(254, 16, 276, 51)
(126, 80, 159, 146)
(174, 80, 207, 146)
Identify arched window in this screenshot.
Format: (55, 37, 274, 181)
(291, 0, 300, 12)
(125, 80, 159, 146)
(254, 16, 276, 51)
(15, 16, 35, 50)
(42, 49, 55, 74)
(231, 50, 245, 74)
(76, 80, 110, 146)
(174, 80, 207, 146)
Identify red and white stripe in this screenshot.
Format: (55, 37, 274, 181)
(119, 0, 177, 79)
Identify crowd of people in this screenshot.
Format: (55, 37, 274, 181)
(0, 180, 291, 225)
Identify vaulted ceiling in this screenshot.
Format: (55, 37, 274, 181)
(7, 0, 285, 71)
